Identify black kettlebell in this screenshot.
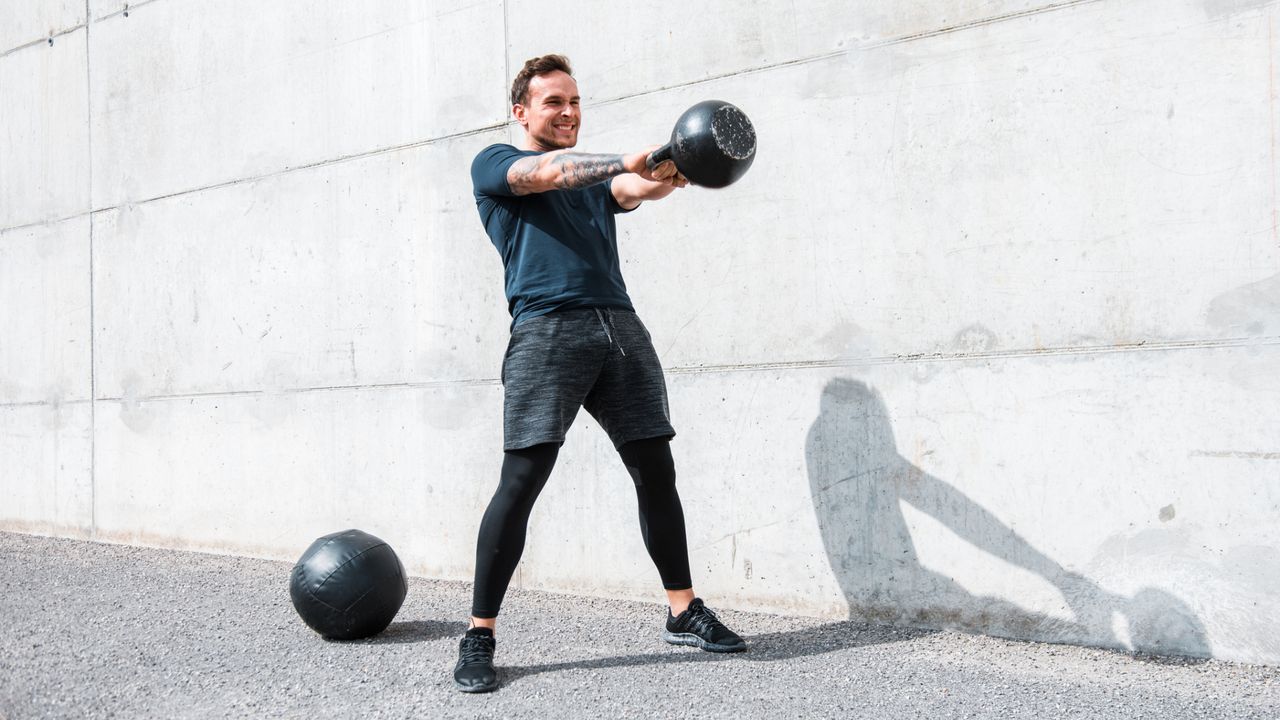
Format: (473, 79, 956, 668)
(646, 100, 757, 188)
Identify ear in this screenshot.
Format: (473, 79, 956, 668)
(512, 104, 528, 129)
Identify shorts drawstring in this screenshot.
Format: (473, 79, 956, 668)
(593, 308, 626, 356)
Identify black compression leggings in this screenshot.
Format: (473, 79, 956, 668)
(470, 437, 692, 618)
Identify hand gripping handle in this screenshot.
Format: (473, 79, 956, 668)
(645, 143, 674, 173)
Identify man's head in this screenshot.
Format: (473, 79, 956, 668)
(511, 54, 580, 151)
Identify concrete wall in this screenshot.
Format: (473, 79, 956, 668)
(3, 0, 1278, 664)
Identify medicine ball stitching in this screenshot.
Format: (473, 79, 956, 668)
(290, 530, 409, 639)
(291, 567, 345, 613)
(311, 543, 394, 594)
(297, 579, 383, 616)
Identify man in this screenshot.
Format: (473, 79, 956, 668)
(456, 54, 747, 693)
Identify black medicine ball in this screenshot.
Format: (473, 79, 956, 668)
(289, 529, 408, 640)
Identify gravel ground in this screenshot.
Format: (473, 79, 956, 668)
(2, 531, 1277, 719)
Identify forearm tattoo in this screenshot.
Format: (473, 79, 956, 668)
(549, 153, 625, 190)
(508, 153, 626, 194)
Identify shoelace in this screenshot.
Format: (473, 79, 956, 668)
(682, 603, 727, 637)
(458, 636, 495, 665)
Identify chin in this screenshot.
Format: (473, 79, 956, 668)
(538, 133, 577, 150)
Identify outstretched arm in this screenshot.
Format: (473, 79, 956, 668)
(611, 160, 688, 210)
(504, 148, 688, 208)
(507, 150, 649, 195)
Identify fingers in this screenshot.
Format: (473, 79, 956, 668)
(651, 159, 677, 181)
(652, 160, 690, 188)
(638, 156, 688, 188)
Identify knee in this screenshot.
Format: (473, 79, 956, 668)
(620, 437, 676, 489)
(495, 471, 542, 504)
(496, 443, 558, 502)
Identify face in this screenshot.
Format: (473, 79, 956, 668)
(514, 70, 580, 151)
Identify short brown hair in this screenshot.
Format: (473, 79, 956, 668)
(510, 54, 573, 106)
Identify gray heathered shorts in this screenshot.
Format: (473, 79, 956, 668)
(501, 308, 676, 451)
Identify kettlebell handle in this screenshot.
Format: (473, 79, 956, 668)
(645, 143, 675, 173)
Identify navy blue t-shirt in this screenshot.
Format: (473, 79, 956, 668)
(471, 143, 635, 327)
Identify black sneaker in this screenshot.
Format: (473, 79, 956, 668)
(453, 627, 498, 693)
(663, 598, 747, 652)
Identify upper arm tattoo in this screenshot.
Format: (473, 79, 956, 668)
(507, 156, 542, 195)
(506, 152, 627, 195)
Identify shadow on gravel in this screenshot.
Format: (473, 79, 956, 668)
(333, 619, 467, 645)
(501, 620, 936, 685)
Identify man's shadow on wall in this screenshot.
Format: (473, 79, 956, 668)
(500, 377, 1210, 686)
(806, 377, 1210, 660)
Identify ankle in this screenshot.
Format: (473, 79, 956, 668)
(666, 590, 695, 616)
(470, 617, 497, 633)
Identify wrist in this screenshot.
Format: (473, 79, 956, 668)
(623, 151, 648, 175)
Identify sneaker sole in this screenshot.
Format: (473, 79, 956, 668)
(663, 631, 747, 653)
(455, 679, 499, 694)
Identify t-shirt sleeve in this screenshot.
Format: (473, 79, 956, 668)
(471, 144, 526, 197)
(604, 177, 638, 215)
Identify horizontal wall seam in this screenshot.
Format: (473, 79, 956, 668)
(8, 334, 1272, 409)
(88, 377, 504, 405)
(1189, 450, 1280, 461)
(0, 398, 94, 409)
(665, 335, 1280, 374)
(0, 0, 163, 57)
(4, 0, 1098, 61)
(589, 0, 1103, 108)
(0, 0, 1104, 230)
(93, 0, 163, 23)
(0, 122, 510, 235)
(0, 24, 84, 59)
(115, 122, 509, 208)
(867, 0, 1103, 49)
(0, 212, 88, 237)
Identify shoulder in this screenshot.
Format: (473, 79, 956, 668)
(472, 144, 538, 196)
(473, 143, 522, 169)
